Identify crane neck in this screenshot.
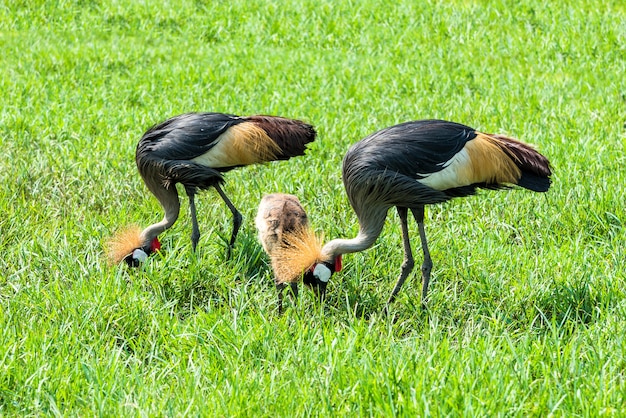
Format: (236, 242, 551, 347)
(139, 179, 181, 246)
(321, 229, 380, 260)
(321, 206, 388, 260)
(139, 214, 178, 246)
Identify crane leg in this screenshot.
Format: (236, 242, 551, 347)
(276, 282, 286, 314)
(214, 184, 243, 258)
(186, 188, 201, 251)
(387, 207, 415, 305)
(276, 282, 298, 314)
(411, 206, 432, 305)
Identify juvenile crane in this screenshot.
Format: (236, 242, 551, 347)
(308, 119, 552, 305)
(255, 193, 341, 312)
(106, 112, 316, 266)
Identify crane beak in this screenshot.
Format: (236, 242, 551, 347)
(316, 281, 327, 300)
(301, 262, 332, 300)
(303, 272, 327, 299)
(306, 282, 327, 301)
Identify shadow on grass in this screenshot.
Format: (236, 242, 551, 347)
(122, 232, 275, 320)
(530, 280, 602, 331)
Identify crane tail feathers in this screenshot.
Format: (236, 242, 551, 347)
(194, 117, 316, 169)
(105, 225, 143, 265)
(475, 133, 552, 192)
(515, 172, 551, 192)
(489, 134, 552, 192)
(248, 115, 316, 160)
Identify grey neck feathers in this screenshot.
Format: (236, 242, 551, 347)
(321, 205, 388, 260)
(139, 179, 181, 246)
(321, 226, 381, 259)
(139, 212, 178, 245)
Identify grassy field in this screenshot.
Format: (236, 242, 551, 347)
(1, 0, 625, 415)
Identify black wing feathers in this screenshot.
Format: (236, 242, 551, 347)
(138, 113, 245, 161)
(346, 120, 476, 179)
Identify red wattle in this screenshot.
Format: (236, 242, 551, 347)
(335, 255, 342, 272)
(150, 237, 161, 252)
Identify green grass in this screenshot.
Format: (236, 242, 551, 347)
(1, 0, 625, 415)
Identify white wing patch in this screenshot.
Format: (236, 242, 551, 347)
(191, 129, 238, 168)
(416, 147, 472, 190)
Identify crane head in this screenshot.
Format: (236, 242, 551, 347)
(122, 237, 161, 267)
(105, 226, 161, 266)
(302, 255, 342, 298)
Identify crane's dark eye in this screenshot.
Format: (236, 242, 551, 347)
(123, 253, 140, 267)
(123, 248, 149, 267)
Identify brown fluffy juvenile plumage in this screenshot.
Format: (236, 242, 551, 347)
(255, 194, 324, 284)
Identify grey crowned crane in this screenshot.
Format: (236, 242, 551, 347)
(305, 119, 552, 305)
(106, 112, 316, 266)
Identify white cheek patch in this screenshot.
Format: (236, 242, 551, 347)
(132, 248, 149, 263)
(313, 264, 332, 283)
